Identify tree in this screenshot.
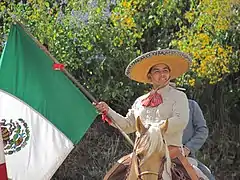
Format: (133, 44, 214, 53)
(171, 0, 239, 86)
(1, 0, 240, 179)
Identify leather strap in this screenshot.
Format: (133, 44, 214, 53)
(168, 146, 199, 180)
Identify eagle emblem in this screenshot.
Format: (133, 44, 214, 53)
(1, 118, 30, 155)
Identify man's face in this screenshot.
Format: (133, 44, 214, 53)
(148, 64, 170, 86)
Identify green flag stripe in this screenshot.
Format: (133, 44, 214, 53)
(0, 24, 98, 144)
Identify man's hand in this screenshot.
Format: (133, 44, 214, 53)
(93, 101, 109, 113)
(183, 146, 191, 157)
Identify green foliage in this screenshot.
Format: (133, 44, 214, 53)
(0, 0, 240, 179)
(171, 0, 240, 87)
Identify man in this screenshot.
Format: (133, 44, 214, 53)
(96, 49, 204, 179)
(183, 99, 215, 180)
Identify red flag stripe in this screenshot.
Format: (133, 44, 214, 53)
(0, 163, 8, 180)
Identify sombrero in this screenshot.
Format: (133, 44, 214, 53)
(125, 49, 192, 83)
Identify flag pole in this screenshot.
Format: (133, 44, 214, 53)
(15, 21, 134, 147)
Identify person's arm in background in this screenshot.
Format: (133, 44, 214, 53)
(184, 100, 209, 155)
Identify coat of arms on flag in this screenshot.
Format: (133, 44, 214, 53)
(1, 118, 30, 155)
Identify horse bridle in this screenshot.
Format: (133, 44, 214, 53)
(132, 125, 166, 180)
(134, 153, 165, 180)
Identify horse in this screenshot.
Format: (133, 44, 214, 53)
(104, 116, 208, 180)
(104, 116, 170, 180)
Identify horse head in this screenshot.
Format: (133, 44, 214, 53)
(127, 116, 169, 180)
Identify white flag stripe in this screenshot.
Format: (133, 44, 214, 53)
(0, 90, 74, 180)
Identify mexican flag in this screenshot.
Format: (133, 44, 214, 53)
(0, 23, 98, 179)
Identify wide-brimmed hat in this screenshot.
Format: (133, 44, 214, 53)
(125, 49, 192, 83)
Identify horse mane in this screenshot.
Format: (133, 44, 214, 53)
(136, 123, 165, 159)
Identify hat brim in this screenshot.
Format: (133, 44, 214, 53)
(125, 49, 191, 83)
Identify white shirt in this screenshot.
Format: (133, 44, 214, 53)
(108, 84, 189, 146)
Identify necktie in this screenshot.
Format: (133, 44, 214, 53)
(141, 91, 163, 107)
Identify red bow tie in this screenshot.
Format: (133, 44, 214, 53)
(141, 91, 163, 107)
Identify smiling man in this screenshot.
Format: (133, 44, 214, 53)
(94, 49, 209, 179)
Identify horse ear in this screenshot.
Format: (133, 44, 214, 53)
(136, 116, 147, 135)
(160, 119, 168, 134)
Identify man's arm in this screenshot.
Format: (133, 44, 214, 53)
(165, 91, 189, 135)
(107, 97, 143, 134)
(107, 106, 136, 134)
(184, 100, 209, 154)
